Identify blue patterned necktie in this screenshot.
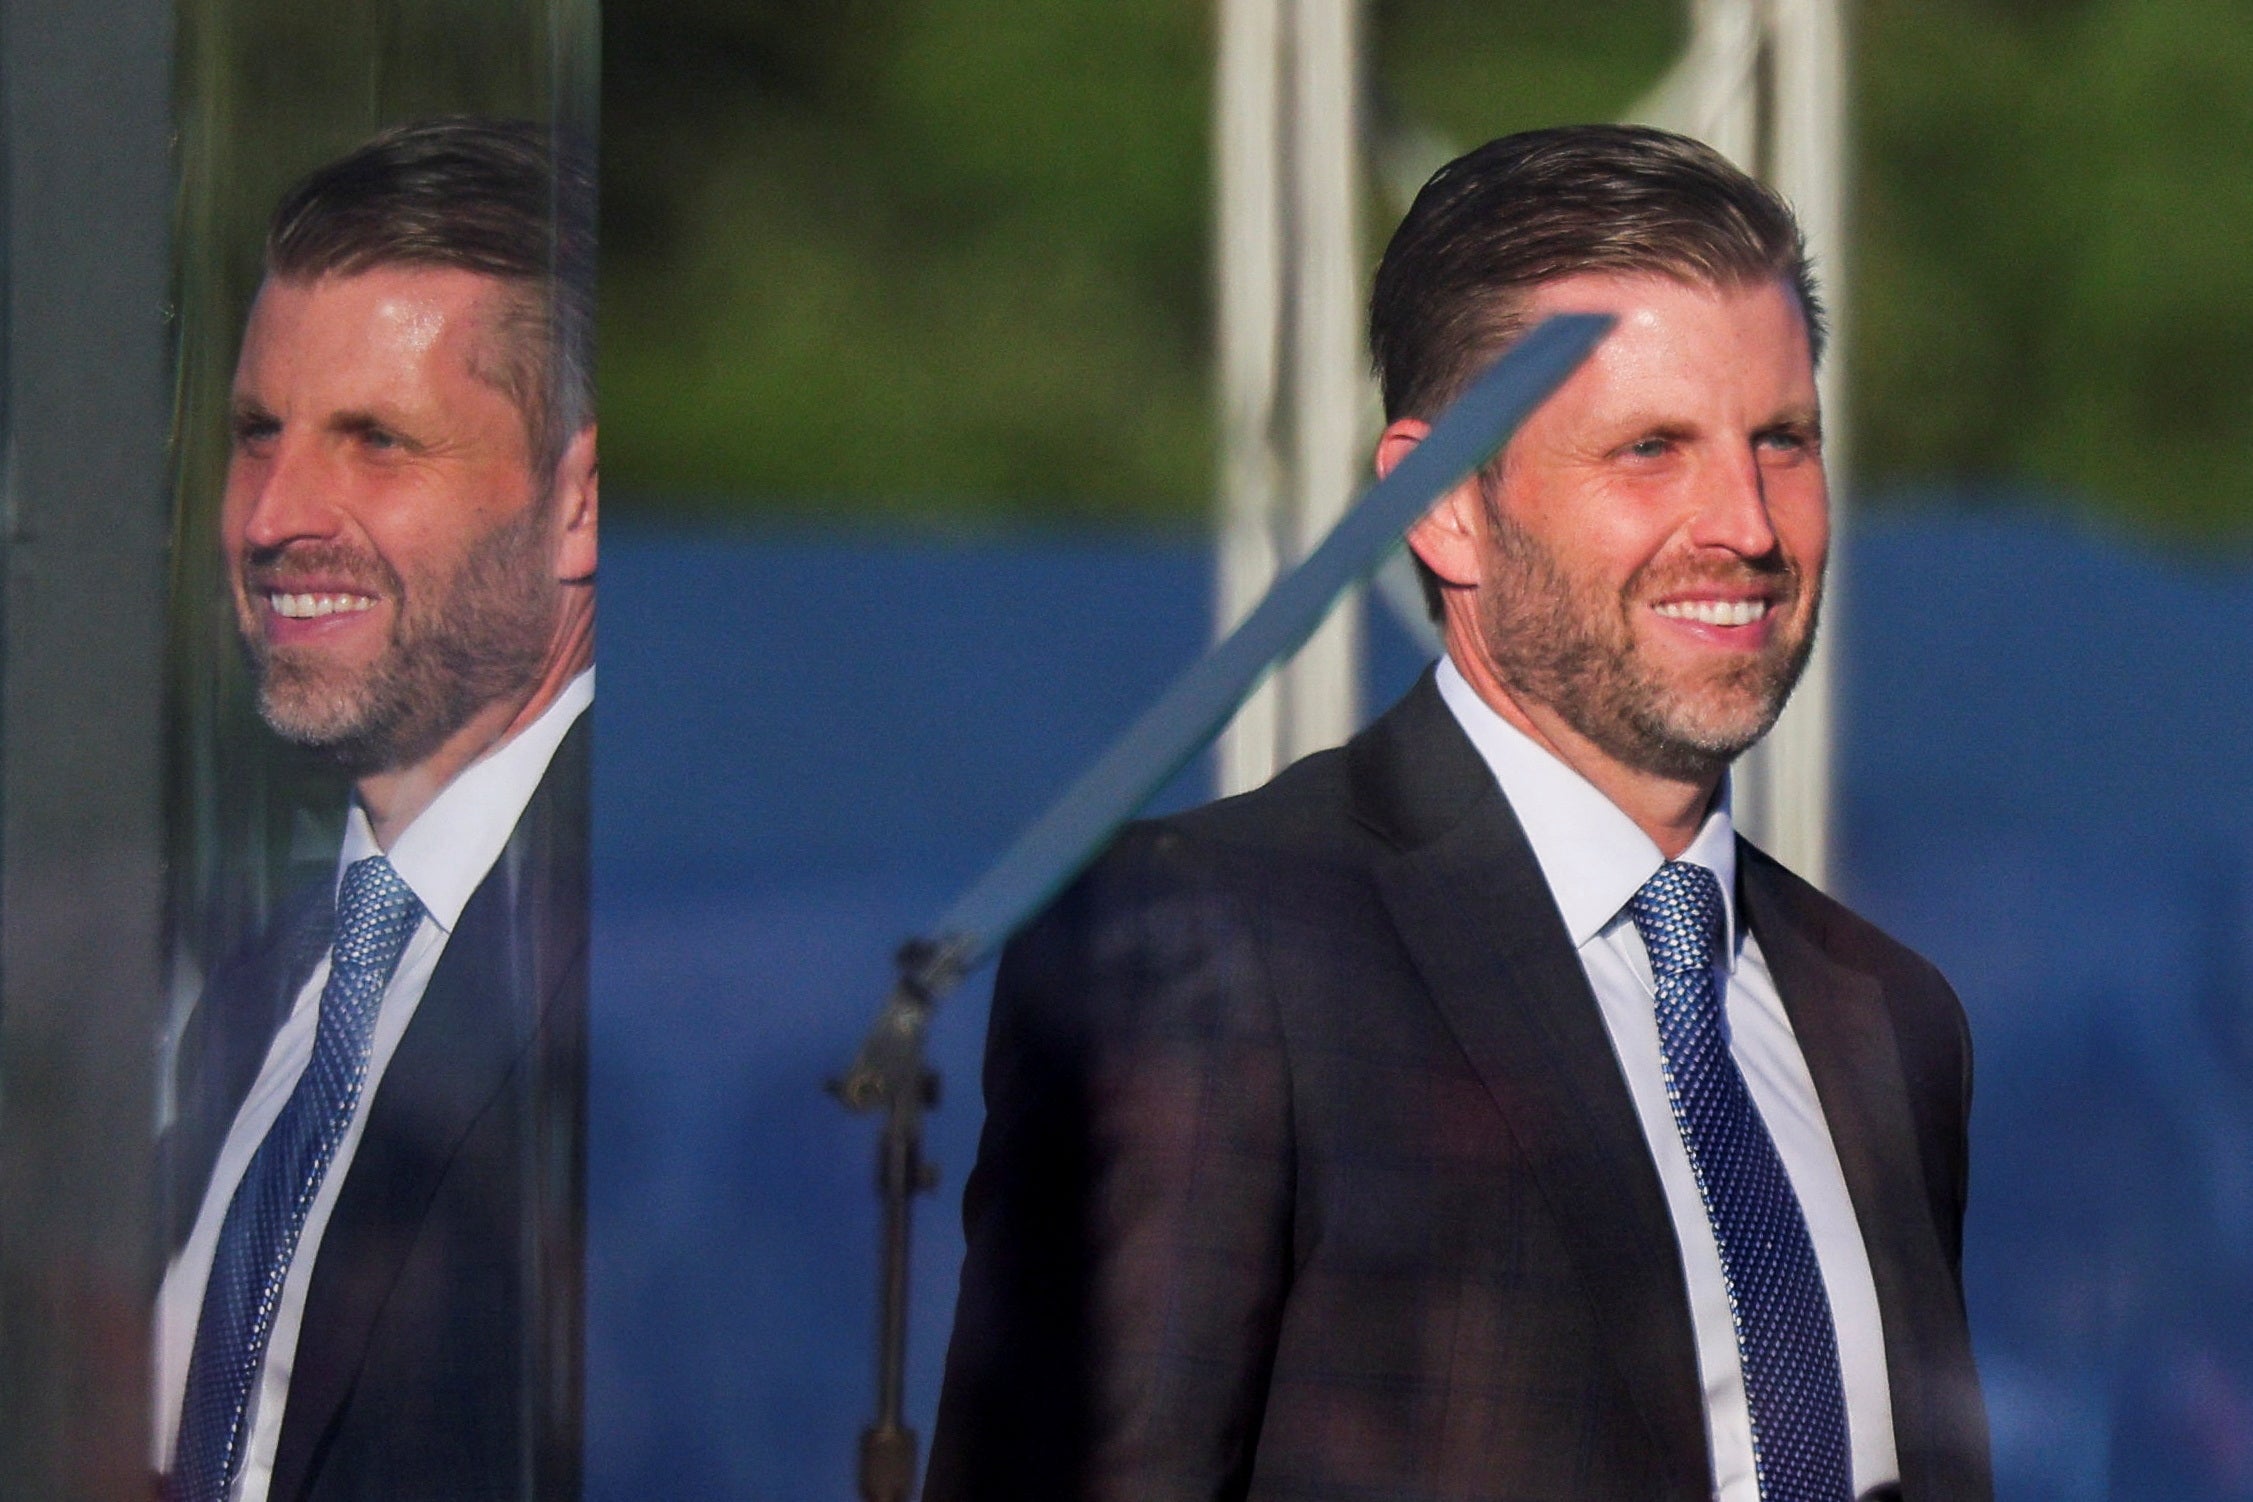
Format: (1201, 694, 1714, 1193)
(170, 856, 423, 1502)
(1628, 861, 1852, 1502)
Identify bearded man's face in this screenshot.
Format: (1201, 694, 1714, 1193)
(222, 265, 561, 772)
(1470, 485, 1818, 781)
(1439, 271, 1828, 781)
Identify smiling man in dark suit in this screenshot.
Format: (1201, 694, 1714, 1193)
(926, 125, 1991, 1502)
(155, 118, 594, 1502)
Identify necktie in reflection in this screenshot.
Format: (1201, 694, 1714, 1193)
(1629, 860, 1852, 1502)
(170, 856, 422, 1502)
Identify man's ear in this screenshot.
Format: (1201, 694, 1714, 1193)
(1382, 416, 1486, 591)
(550, 423, 597, 584)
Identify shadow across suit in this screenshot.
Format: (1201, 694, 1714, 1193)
(161, 721, 587, 1502)
(927, 677, 1990, 1501)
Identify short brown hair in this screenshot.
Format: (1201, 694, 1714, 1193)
(265, 116, 596, 478)
(1371, 125, 1821, 618)
(1370, 124, 1823, 425)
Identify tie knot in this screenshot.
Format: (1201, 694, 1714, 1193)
(333, 855, 422, 969)
(1626, 860, 1725, 977)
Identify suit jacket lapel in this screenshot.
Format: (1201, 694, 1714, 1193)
(163, 883, 335, 1260)
(266, 854, 529, 1502)
(268, 721, 587, 1502)
(1742, 852, 1983, 1502)
(1355, 678, 1710, 1491)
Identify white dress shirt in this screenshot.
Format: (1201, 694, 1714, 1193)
(154, 668, 593, 1498)
(1436, 657, 1896, 1501)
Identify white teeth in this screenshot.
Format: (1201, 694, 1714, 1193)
(1654, 598, 1768, 627)
(268, 592, 377, 619)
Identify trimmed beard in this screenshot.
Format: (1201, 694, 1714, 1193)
(240, 501, 558, 775)
(1473, 490, 1820, 783)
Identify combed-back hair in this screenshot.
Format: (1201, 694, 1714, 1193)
(1370, 124, 1823, 425)
(266, 116, 596, 476)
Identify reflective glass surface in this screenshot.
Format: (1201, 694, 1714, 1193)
(163, 5, 595, 1497)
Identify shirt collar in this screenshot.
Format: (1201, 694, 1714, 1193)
(336, 667, 593, 935)
(1434, 656, 1740, 966)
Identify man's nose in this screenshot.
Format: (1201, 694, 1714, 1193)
(1686, 443, 1782, 559)
(232, 438, 341, 551)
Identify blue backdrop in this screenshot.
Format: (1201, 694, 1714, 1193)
(590, 507, 2253, 1501)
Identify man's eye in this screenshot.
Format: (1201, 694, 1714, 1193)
(232, 417, 278, 447)
(1623, 436, 1671, 460)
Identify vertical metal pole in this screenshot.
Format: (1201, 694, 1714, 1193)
(1277, 0, 1363, 762)
(1215, 0, 1368, 796)
(1214, 0, 1287, 795)
(855, 1084, 931, 1502)
(1738, 0, 1846, 887)
(0, 0, 175, 1495)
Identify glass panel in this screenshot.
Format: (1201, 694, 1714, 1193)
(162, 3, 596, 1496)
(0, 2, 172, 1492)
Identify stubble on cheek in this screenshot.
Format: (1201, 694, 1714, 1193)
(234, 505, 558, 774)
(235, 539, 406, 749)
(1475, 510, 1821, 782)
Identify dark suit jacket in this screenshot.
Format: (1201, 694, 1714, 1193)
(926, 677, 1990, 1502)
(161, 720, 588, 1502)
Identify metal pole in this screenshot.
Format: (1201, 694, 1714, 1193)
(1215, 0, 1288, 795)
(1739, 0, 1847, 887)
(855, 1076, 932, 1502)
(832, 947, 949, 1502)
(1278, 0, 1365, 763)
(1215, 0, 1369, 795)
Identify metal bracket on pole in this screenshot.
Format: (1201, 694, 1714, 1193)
(827, 935, 972, 1502)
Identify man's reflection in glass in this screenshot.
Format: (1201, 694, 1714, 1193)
(156, 117, 594, 1502)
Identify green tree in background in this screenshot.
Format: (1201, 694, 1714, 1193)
(605, 0, 2253, 540)
(602, 0, 1215, 524)
(1858, 0, 2253, 536)
(601, 0, 1679, 524)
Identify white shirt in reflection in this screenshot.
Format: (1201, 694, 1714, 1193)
(1435, 656, 1898, 1502)
(154, 667, 592, 1499)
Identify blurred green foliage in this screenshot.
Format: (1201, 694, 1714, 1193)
(602, 0, 1218, 525)
(604, 0, 2253, 538)
(601, 0, 1681, 525)
(1857, 0, 2253, 537)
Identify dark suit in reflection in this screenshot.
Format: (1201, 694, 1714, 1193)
(162, 723, 586, 1502)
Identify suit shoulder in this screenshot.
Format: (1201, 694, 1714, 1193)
(1004, 808, 1273, 982)
(1146, 743, 1364, 858)
(1742, 840, 1954, 998)
(994, 752, 1369, 1027)
(1009, 746, 1366, 949)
